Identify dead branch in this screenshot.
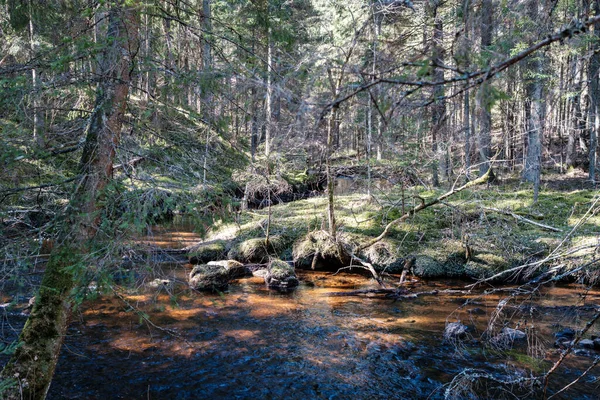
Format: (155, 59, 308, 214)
(358, 168, 492, 252)
(112, 156, 145, 171)
(484, 207, 561, 232)
(326, 288, 468, 298)
(547, 356, 600, 399)
(543, 308, 600, 397)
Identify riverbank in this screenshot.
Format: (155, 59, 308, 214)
(185, 176, 599, 285)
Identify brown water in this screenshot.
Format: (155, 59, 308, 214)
(2, 224, 599, 399)
(40, 272, 599, 400)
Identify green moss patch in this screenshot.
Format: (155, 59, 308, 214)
(188, 240, 227, 264)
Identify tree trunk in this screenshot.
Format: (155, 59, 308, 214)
(428, 0, 445, 187)
(0, 3, 138, 398)
(28, 0, 44, 148)
(476, 0, 494, 178)
(566, 57, 584, 169)
(589, 0, 600, 181)
(326, 106, 338, 237)
(523, 0, 546, 201)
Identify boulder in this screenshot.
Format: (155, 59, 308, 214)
(491, 328, 527, 348)
(594, 338, 600, 351)
(265, 259, 299, 290)
(444, 322, 468, 340)
(292, 230, 350, 270)
(554, 328, 575, 340)
(207, 260, 250, 279)
(578, 339, 595, 349)
(189, 264, 230, 292)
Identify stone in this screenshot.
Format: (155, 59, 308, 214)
(265, 259, 299, 290)
(189, 264, 230, 292)
(490, 328, 527, 349)
(554, 328, 575, 340)
(468, 307, 486, 315)
(188, 240, 227, 264)
(207, 260, 250, 279)
(594, 338, 600, 350)
(444, 322, 468, 340)
(578, 339, 595, 349)
(500, 327, 527, 341)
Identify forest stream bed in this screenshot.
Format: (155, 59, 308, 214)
(2, 227, 600, 399)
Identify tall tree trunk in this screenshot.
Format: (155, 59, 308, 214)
(201, 0, 213, 188)
(326, 106, 338, 237)
(475, 0, 494, 178)
(566, 57, 585, 169)
(0, 3, 138, 398)
(28, 0, 44, 148)
(523, 0, 546, 201)
(428, 0, 445, 187)
(265, 26, 273, 157)
(589, 0, 600, 181)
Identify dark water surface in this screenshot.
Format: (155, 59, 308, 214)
(2, 224, 599, 399)
(43, 270, 600, 400)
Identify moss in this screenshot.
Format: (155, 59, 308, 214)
(268, 259, 295, 280)
(359, 239, 404, 273)
(293, 230, 351, 269)
(199, 180, 599, 282)
(228, 235, 290, 263)
(188, 240, 227, 264)
(2, 245, 78, 399)
(266, 258, 299, 290)
(188, 264, 230, 292)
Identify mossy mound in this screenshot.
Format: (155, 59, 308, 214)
(265, 259, 299, 290)
(464, 253, 510, 280)
(292, 230, 352, 270)
(227, 235, 290, 263)
(189, 240, 227, 264)
(207, 259, 250, 279)
(359, 239, 404, 273)
(188, 264, 230, 292)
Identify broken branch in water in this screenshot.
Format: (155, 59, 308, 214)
(326, 288, 469, 298)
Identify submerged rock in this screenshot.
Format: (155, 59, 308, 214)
(189, 264, 230, 292)
(265, 259, 299, 290)
(444, 322, 468, 340)
(578, 339, 595, 349)
(554, 327, 575, 340)
(491, 328, 527, 348)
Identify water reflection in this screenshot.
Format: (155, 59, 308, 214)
(45, 270, 600, 400)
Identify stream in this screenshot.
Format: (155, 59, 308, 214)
(2, 225, 599, 399)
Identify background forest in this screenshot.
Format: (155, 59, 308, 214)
(1, 0, 600, 399)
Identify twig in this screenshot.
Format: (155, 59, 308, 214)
(547, 356, 600, 399)
(111, 287, 191, 345)
(543, 309, 600, 398)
